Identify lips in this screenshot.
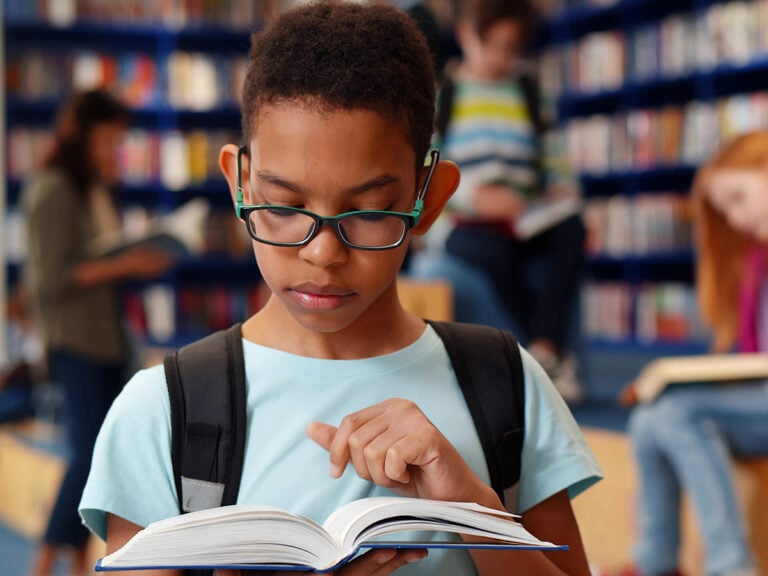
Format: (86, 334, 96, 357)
(289, 283, 356, 310)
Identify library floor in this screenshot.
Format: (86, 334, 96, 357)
(0, 523, 69, 576)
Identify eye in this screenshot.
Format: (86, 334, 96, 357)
(353, 211, 390, 223)
(265, 206, 301, 218)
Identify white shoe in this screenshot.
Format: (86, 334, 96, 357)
(529, 344, 584, 404)
(550, 354, 584, 405)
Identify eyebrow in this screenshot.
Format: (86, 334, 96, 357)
(254, 171, 402, 196)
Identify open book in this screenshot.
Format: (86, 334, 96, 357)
(88, 198, 210, 259)
(96, 496, 563, 572)
(621, 352, 768, 405)
(452, 195, 582, 241)
(514, 195, 582, 241)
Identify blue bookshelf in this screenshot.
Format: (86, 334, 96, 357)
(535, 0, 768, 392)
(4, 9, 263, 342)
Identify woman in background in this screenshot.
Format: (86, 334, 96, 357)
(628, 132, 768, 576)
(23, 89, 173, 576)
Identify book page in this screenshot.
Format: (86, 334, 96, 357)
(99, 504, 342, 570)
(634, 353, 768, 403)
(321, 497, 547, 556)
(514, 195, 582, 240)
(88, 198, 210, 258)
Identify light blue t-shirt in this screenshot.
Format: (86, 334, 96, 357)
(80, 325, 601, 575)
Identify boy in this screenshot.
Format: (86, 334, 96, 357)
(80, 3, 601, 575)
(414, 0, 586, 402)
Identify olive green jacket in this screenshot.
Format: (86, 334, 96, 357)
(22, 169, 126, 362)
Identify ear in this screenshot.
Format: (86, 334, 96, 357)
(219, 143, 249, 208)
(411, 160, 460, 235)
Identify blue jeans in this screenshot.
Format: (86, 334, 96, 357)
(44, 350, 126, 548)
(444, 215, 585, 350)
(407, 249, 519, 333)
(628, 382, 768, 576)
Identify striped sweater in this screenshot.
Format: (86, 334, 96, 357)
(439, 77, 539, 216)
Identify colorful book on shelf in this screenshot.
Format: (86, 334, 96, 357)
(95, 496, 565, 572)
(621, 352, 768, 405)
(87, 198, 210, 259)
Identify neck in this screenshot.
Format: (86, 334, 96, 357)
(242, 290, 426, 360)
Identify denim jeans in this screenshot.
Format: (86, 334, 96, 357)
(628, 382, 768, 576)
(407, 249, 519, 333)
(44, 349, 126, 548)
(441, 215, 585, 350)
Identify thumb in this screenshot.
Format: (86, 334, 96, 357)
(306, 421, 337, 452)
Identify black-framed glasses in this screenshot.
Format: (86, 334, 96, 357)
(234, 147, 439, 250)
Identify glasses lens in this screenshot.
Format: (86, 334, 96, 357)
(248, 207, 315, 245)
(338, 213, 408, 248)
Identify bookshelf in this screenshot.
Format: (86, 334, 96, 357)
(3, 2, 266, 347)
(536, 0, 768, 395)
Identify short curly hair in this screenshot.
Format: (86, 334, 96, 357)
(241, 1, 435, 172)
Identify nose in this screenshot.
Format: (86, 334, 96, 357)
(298, 223, 348, 268)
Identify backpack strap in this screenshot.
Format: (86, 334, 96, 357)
(434, 77, 455, 143)
(163, 319, 523, 519)
(164, 323, 246, 514)
(427, 320, 525, 510)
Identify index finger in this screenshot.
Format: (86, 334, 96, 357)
(327, 404, 390, 477)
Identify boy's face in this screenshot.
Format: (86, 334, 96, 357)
(231, 103, 425, 333)
(459, 18, 523, 81)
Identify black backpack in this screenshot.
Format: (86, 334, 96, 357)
(163, 320, 525, 575)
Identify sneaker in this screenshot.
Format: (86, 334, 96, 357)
(529, 344, 584, 404)
(528, 342, 559, 374)
(550, 354, 585, 405)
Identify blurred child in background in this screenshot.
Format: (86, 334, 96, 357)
(628, 131, 768, 576)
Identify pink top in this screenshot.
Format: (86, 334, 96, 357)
(738, 245, 766, 352)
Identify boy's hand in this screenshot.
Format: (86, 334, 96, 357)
(212, 548, 427, 575)
(307, 398, 497, 505)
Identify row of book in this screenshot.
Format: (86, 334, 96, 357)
(7, 127, 240, 191)
(532, 0, 617, 16)
(4, 205, 253, 266)
(123, 283, 266, 344)
(581, 281, 709, 344)
(558, 91, 768, 175)
(5, 0, 273, 29)
(540, 0, 768, 98)
(583, 193, 692, 257)
(7, 50, 246, 110)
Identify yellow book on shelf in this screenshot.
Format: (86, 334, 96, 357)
(623, 353, 768, 405)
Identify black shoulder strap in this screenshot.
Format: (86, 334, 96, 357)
(518, 71, 544, 133)
(434, 77, 455, 143)
(427, 320, 525, 508)
(164, 323, 246, 514)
